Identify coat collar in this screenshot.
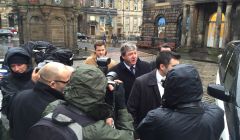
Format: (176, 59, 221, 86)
(34, 81, 64, 100)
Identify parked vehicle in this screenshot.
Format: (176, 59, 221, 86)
(0, 59, 8, 81)
(207, 40, 240, 140)
(0, 29, 14, 38)
(77, 32, 90, 40)
(4, 27, 17, 34)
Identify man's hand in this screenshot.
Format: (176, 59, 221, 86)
(31, 68, 40, 83)
(105, 117, 115, 128)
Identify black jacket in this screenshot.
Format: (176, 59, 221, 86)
(109, 58, 151, 102)
(9, 82, 64, 140)
(137, 64, 224, 140)
(127, 70, 161, 128)
(1, 47, 34, 116)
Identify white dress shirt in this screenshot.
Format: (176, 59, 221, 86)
(156, 70, 165, 98)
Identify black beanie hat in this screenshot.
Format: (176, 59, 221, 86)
(8, 54, 29, 65)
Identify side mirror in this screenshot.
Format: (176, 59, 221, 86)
(207, 84, 231, 102)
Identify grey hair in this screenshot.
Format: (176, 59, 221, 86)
(120, 42, 137, 56)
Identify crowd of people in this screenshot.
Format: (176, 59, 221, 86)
(0, 40, 224, 140)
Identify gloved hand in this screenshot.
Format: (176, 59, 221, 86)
(113, 83, 126, 110)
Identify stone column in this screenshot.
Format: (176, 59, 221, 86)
(213, 2, 223, 48)
(186, 4, 196, 48)
(180, 4, 188, 47)
(222, 3, 232, 47)
(197, 9, 204, 47)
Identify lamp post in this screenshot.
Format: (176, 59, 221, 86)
(106, 11, 113, 44)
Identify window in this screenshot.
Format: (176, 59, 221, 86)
(157, 17, 166, 38)
(220, 46, 234, 82)
(100, 0, 104, 7)
(126, 0, 130, 10)
(90, 16, 96, 21)
(224, 51, 237, 91)
(100, 17, 105, 26)
(90, 0, 95, 7)
(134, 0, 138, 11)
(109, 0, 113, 8)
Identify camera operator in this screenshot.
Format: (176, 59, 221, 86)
(27, 64, 134, 140)
(84, 41, 117, 72)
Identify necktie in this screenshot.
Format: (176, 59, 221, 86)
(130, 66, 135, 75)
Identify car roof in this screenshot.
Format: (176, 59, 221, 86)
(227, 40, 240, 51)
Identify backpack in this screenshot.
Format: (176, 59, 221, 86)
(29, 104, 95, 140)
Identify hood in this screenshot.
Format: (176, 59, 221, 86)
(162, 64, 203, 108)
(64, 64, 112, 120)
(5, 47, 32, 67)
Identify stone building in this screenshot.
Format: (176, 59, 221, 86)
(115, 0, 143, 38)
(78, 0, 143, 39)
(137, 0, 182, 48)
(138, 0, 240, 49)
(78, 0, 117, 40)
(0, 0, 16, 28)
(14, 0, 81, 48)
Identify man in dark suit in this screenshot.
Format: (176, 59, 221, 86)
(109, 42, 151, 103)
(127, 51, 180, 131)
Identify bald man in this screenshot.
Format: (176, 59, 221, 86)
(8, 62, 74, 140)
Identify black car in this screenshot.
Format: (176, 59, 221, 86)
(208, 40, 240, 140)
(77, 32, 90, 40)
(0, 29, 14, 38)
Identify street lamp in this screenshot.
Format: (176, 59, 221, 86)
(106, 11, 113, 44)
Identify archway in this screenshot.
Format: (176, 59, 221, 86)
(207, 13, 225, 48)
(157, 17, 166, 38)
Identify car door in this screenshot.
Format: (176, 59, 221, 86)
(220, 46, 240, 140)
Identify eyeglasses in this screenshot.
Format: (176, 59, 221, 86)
(54, 79, 70, 84)
(40, 75, 70, 84)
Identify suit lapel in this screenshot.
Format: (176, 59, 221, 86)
(147, 70, 161, 104)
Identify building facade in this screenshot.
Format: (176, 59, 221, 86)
(13, 0, 81, 48)
(139, 0, 240, 49)
(115, 0, 143, 38)
(78, 0, 143, 39)
(0, 0, 17, 28)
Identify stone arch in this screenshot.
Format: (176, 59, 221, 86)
(154, 15, 166, 38)
(29, 16, 44, 41)
(49, 16, 66, 47)
(207, 12, 225, 48)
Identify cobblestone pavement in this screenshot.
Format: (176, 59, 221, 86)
(75, 41, 218, 103)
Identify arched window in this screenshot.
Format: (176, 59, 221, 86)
(207, 13, 225, 48)
(157, 17, 166, 38)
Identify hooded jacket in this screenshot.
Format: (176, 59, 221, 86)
(137, 64, 224, 140)
(1, 47, 34, 116)
(28, 64, 134, 140)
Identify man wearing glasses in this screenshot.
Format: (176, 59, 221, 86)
(8, 62, 74, 140)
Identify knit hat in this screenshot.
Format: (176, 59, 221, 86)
(8, 54, 29, 65)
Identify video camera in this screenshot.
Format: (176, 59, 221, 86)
(35, 60, 54, 73)
(96, 57, 111, 75)
(106, 71, 118, 87)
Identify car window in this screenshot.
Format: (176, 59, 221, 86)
(220, 46, 234, 82)
(235, 57, 240, 107)
(224, 51, 237, 90)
